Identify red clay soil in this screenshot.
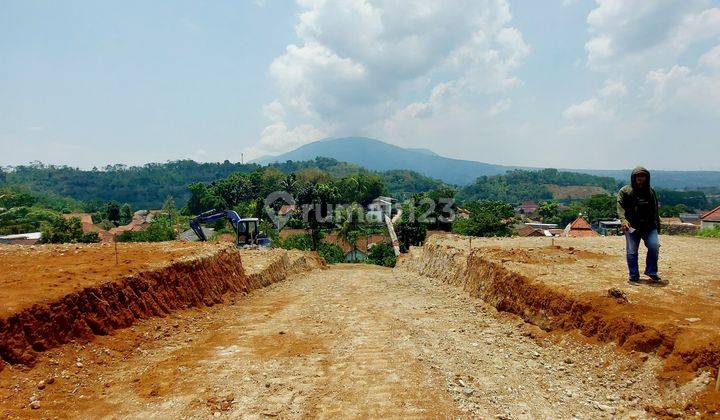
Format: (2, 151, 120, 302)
(400, 233, 720, 412)
(0, 242, 251, 369)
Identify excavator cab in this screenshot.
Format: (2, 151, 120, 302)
(190, 210, 271, 248)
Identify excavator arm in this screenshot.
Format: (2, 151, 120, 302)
(189, 209, 243, 242)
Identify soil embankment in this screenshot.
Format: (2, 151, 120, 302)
(399, 233, 720, 410)
(0, 243, 323, 369)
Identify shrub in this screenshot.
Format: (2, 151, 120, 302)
(117, 215, 175, 242)
(317, 241, 345, 264)
(40, 216, 100, 244)
(697, 225, 720, 238)
(279, 233, 313, 251)
(366, 241, 397, 267)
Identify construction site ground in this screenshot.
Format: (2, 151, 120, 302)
(0, 235, 719, 418)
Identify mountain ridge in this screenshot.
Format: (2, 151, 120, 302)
(253, 137, 720, 189)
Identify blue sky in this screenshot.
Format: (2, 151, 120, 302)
(2, 0, 719, 170)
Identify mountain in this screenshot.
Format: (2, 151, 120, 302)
(253, 137, 512, 185)
(255, 137, 720, 189)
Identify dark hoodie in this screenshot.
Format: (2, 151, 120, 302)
(616, 166, 661, 233)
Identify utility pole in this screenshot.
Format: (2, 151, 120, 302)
(241, 153, 244, 164)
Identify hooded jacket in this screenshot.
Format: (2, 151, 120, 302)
(616, 166, 661, 233)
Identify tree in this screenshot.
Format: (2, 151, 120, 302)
(452, 200, 515, 237)
(297, 182, 339, 250)
(106, 201, 121, 223)
(538, 201, 560, 224)
(120, 203, 133, 225)
(337, 203, 367, 262)
(317, 241, 345, 264)
(367, 241, 397, 267)
(394, 201, 427, 252)
(163, 195, 177, 220)
(40, 216, 99, 244)
(583, 194, 616, 222)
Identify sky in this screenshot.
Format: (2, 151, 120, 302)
(1, 0, 719, 170)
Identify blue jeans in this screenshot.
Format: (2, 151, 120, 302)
(625, 229, 660, 277)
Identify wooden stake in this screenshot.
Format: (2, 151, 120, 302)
(114, 235, 118, 265)
(716, 365, 720, 392)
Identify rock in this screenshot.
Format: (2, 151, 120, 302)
(30, 400, 41, 410)
(76, 362, 84, 368)
(46, 377, 55, 385)
(37, 381, 45, 390)
(564, 358, 573, 364)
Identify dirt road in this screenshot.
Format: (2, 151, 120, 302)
(1, 264, 708, 418)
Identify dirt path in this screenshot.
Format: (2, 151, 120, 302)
(1, 265, 708, 418)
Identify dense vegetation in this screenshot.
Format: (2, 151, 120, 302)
(1, 158, 445, 209)
(456, 169, 619, 205)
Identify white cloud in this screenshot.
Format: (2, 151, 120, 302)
(699, 44, 720, 70)
(563, 79, 625, 121)
(563, 98, 613, 120)
(598, 79, 627, 98)
(245, 121, 328, 160)
(645, 64, 720, 114)
(585, 0, 720, 69)
(488, 98, 512, 116)
(250, 0, 529, 156)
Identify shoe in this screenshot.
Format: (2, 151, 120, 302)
(628, 276, 641, 285)
(647, 274, 661, 283)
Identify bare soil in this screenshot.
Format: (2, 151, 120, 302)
(0, 242, 221, 318)
(0, 236, 718, 417)
(1, 264, 710, 418)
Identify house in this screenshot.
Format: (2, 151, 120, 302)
(0, 232, 42, 245)
(514, 225, 548, 237)
(518, 200, 539, 215)
(367, 196, 395, 223)
(597, 219, 622, 236)
(278, 204, 297, 217)
(679, 213, 701, 224)
(562, 216, 598, 237)
(700, 205, 720, 230)
(63, 213, 102, 233)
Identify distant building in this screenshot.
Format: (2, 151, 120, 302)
(367, 196, 395, 223)
(562, 216, 598, 237)
(0, 232, 42, 245)
(278, 204, 297, 217)
(518, 201, 539, 215)
(700, 205, 720, 230)
(597, 219, 622, 236)
(514, 224, 551, 237)
(679, 213, 701, 224)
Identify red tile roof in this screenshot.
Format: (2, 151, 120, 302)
(564, 216, 598, 237)
(701, 205, 720, 222)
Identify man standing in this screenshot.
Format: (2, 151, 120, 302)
(617, 167, 662, 284)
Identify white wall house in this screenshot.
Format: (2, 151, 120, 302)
(700, 205, 720, 230)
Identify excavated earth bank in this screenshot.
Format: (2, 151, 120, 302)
(399, 233, 720, 411)
(0, 244, 324, 370)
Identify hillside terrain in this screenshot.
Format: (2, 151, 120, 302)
(253, 137, 512, 185)
(256, 137, 720, 188)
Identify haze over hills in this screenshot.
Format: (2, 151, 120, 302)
(254, 137, 720, 189)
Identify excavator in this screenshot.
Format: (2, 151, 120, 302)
(189, 209, 271, 247)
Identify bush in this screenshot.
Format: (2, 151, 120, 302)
(452, 200, 515, 237)
(697, 225, 720, 238)
(40, 216, 100, 244)
(116, 215, 176, 242)
(366, 241, 397, 267)
(279, 233, 313, 251)
(317, 241, 345, 264)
